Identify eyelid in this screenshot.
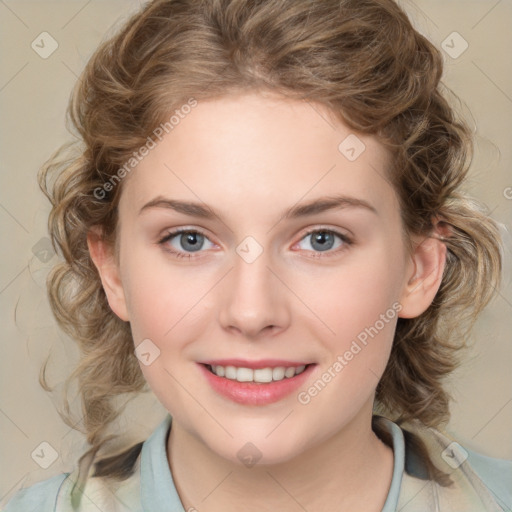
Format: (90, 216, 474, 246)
(297, 224, 352, 241)
(157, 226, 216, 249)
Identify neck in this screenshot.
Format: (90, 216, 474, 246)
(167, 403, 394, 512)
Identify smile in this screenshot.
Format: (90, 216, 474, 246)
(198, 362, 317, 405)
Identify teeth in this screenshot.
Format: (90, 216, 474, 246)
(225, 366, 237, 379)
(284, 367, 296, 378)
(272, 367, 285, 380)
(209, 364, 308, 383)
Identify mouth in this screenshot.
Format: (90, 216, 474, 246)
(197, 361, 317, 405)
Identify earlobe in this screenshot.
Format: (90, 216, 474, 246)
(87, 227, 130, 322)
(398, 228, 448, 319)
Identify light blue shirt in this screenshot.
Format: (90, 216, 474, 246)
(2, 414, 511, 511)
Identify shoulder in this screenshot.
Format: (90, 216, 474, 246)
(465, 446, 512, 510)
(2, 453, 144, 512)
(1, 473, 69, 512)
(401, 420, 512, 512)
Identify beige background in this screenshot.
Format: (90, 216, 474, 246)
(1, 0, 511, 506)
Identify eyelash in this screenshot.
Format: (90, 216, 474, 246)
(157, 227, 353, 260)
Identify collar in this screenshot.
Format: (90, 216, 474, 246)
(58, 413, 506, 511)
(140, 414, 184, 511)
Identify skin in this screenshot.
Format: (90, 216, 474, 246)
(88, 90, 447, 511)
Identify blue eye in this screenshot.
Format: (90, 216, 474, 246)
(158, 229, 215, 259)
(296, 229, 352, 256)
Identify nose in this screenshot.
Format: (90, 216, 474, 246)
(217, 247, 290, 339)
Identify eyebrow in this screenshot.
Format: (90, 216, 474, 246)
(138, 194, 378, 220)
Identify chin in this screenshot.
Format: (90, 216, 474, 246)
(206, 428, 310, 467)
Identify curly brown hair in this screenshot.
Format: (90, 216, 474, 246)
(38, 0, 502, 490)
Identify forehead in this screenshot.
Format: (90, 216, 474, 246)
(119, 92, 396, 220)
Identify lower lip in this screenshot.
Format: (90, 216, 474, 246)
(198, 363, 316, 406)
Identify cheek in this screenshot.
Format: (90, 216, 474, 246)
(313, 247, 404, 331)
(122, 252, 218, 366)
(121, 259, 212, 414)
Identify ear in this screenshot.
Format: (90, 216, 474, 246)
(398, 222, 450, 319)
(87, 226, 130, 322)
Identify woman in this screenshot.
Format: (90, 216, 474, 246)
(3, 0, 511, 510)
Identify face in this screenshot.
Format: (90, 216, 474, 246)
(95, 91, 438, 465)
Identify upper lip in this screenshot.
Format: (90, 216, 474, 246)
(198, 359, 314, 370)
